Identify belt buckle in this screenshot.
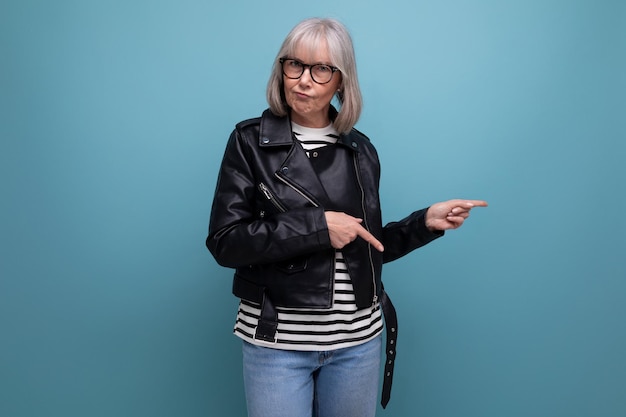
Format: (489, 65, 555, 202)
(253, 327, 278, 345)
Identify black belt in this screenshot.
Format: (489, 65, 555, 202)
(379, 289, 397, 409)
(254, 290, 279, 343)
(254, 287, 399, 409)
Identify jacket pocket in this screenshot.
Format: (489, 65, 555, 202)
(258, 182, 287, 216)
(275, 255, 308, 274)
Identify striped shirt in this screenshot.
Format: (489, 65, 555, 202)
(233, 122, 383, 350)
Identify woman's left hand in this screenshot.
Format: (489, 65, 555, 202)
(425, 199, 488, 231)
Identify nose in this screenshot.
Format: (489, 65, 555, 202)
(297, 66, 314, 85)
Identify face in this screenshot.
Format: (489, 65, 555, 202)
(282, 42, 342, 128)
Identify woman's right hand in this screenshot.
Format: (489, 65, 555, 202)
(325, 211, 384, 252)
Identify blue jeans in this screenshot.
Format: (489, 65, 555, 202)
(242, 335, 382, 417)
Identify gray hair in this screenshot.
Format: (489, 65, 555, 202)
(266, 18, 363, 134)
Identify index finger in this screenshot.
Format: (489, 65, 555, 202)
(457, 199, 488, 208)
(356, 225, 384, 252)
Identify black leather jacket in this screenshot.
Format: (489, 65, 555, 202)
(207, 108, 443, 311)
(207, 108, 444, 407)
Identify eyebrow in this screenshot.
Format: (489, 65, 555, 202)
(286, 57, 334, 66)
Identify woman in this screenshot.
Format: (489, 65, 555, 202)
(207, 17, 487, 417)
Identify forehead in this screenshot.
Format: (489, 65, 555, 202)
(290, 39, 332, 64)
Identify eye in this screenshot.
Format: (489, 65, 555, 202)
(315, 64, 332, 73)
(288, 59, 303, 69)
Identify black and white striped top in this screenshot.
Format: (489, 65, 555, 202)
(233, 122, 383, 350)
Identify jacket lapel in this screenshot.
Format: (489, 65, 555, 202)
(278, 142, 332, 208)
(259, 109, 331, 208)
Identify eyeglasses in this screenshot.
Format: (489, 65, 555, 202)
(279, 58, 340, 84)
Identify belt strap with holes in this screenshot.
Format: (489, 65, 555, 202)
(380, 289, 398, 409)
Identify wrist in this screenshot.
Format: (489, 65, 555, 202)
(424, 208, 435, 231)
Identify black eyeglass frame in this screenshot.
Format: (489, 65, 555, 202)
(279, 57, 340, 85)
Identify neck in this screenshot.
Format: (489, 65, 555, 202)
(290, 111, 331, 129)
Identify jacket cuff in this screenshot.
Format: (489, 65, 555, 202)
(314, 207, 332, 248)
(418, 209, 445, 241)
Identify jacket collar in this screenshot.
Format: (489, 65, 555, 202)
(258, 107, 360, 152)
(259, 109, 293, 146)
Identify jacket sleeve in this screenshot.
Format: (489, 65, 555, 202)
(381, 208, 444, 264)
(206, 128, 332, 268)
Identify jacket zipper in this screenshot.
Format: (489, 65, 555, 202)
(352, 154, 378, 305)
(258, 182, 287, 213)
(274, 173, 320, 208)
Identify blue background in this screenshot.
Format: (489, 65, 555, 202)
(1, 1, 625, 416)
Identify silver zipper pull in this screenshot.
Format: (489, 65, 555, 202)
(258, 182, 287, 213)
(259, 183, 272, 200)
